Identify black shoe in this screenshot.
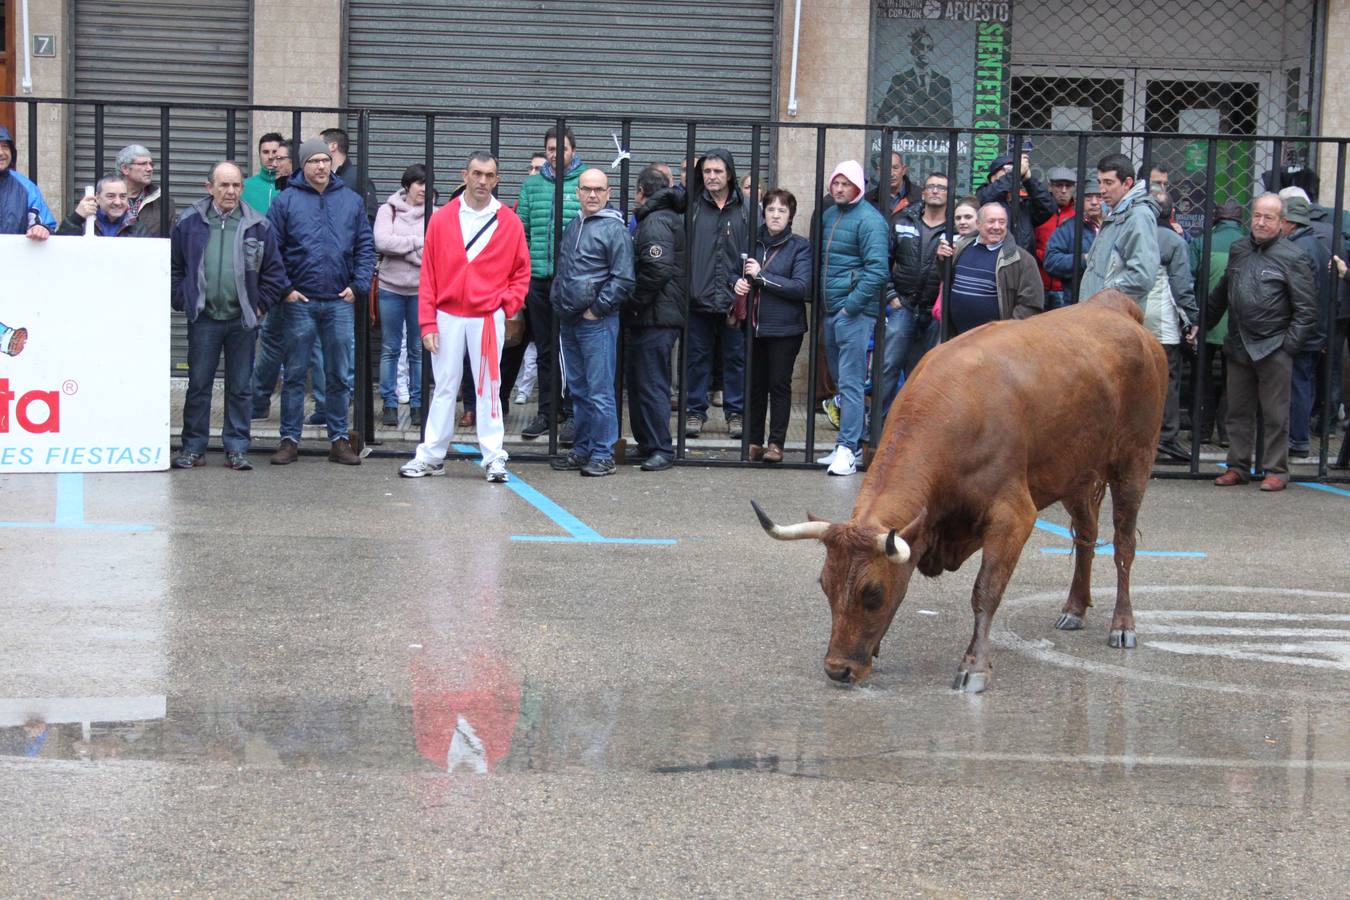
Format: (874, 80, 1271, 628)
(1157, 440, 1190, 462)
(225, 452, 253, 471)
(382, 406, 398, 427)
(550, 453, 587, 471)
(581, 458, 617, 477)
(557, 418, 576, 447)
(640, 452, 673, 472)
(410, 406, 422, 427)
(173, 452, 204, 469)
(521, 413, 549, 439)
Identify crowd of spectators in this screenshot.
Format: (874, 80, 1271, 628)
(4, 120, 1347, 483)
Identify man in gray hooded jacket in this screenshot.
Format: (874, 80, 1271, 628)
(1079, 153, 1160, 305)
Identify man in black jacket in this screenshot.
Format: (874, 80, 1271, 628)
(684, 148, 746, 439)
(976, 152, 1055, 255)
(880, 170, 948, 417)
(626, 166, 688, 472)
(1208, 193, 1319, 491)
(321, 128, 379, 223)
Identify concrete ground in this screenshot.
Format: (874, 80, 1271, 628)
(2, 457, 1348, 896)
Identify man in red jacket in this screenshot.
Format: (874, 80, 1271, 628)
(400, 151, 530, 483)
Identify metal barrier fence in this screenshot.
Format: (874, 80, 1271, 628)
(5, 95, 1349, 481)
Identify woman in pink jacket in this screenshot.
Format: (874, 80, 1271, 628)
(374, 164, 433, 426)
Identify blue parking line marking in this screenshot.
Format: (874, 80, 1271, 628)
(1034, 518, 1205, 558)
(1295, 482, 1350, 498)
(55, 473, 84, 526)
(450, 444, 676, 545)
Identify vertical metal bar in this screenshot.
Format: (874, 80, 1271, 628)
(159, 106, 171, 236)
(615, 118, 632, 452)
(94, 103, 105, 183)
(1319, 140, 1346, 477)
(1271, 139, 1284, 189)
(548, 116, 567, 457)
(1189, 137, 1219, 476)
(355, 109, 374, 444)
(676, 122, 696, 461)
(742, 122, 762, 461)
(26, 102, 37, 181)
(1008, 130, 1022, 246)
(226, 107, 237, 161)
(490, 116, 501, 162)
(291, 109, 303, 155)
(1140, 135, 1152, 187)
(419, 113, 435, 444)
(868, 128, 893, 458)
(1070, 132, 1088, 303)
(804, 126, 826, 463)
(940, 126, 958, 332)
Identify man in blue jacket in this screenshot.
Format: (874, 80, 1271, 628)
(266, 138, 376, 466)
(171, 162, 287, 471)
(548, 169, 635, 477)
(0, 126, 55, 240)
(817, 160, 890, 477)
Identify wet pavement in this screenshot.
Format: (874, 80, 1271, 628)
(2, 461, 1348, 895)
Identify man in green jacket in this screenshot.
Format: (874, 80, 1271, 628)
(1190, 200, 1244, 445)
(241, 132, 286, 214)
(515, 126, 583, 441)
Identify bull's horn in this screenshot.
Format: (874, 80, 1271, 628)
(877, 528, 911, 564)
(751, 500, 830, 541)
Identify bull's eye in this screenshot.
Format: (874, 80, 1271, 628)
(858, 584, 884, 611)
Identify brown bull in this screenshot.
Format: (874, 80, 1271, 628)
(753, 289, 1168, 693)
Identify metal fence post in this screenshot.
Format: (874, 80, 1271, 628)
(743, 122, 762, 461)
(615, 118, 632, 453)
(419, 112, 436, 445)
(159, 106, 171, 235)
(868, 129, 893, 459)
(804, 126, 826, 464)
(1070, 132, 1088, 303)
(1189, 137, 1219, 476)
(1322, 141, 1347, 476)
(676, 122, 696, 461)
(94, 103, 105, 183)
(26, 101, 37, 181)
(548, 116, 567, 457)
(354, 109, 374, 445)
(226, 107, 237, 162)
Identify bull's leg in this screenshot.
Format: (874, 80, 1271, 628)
(1055, 481, 1107, 632)
(954, 503, 1036, 693)
(1106, 475, 1147, 649)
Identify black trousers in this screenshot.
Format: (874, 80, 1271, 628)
(748, 333, 804, 446)
(625, 327, 678, 457)
(1161, 343, 1182, 443)
(523, 276, 572, 421)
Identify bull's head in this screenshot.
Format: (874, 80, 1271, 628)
(752, 500, 924, 685)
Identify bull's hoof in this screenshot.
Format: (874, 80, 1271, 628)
(1055, 613, 1085, 631)
(952, 669, 990, 693)
(1109, 628, 1138, 649)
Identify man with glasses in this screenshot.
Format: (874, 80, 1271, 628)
(880, 171, 949, 418)
(548, 169, 635, 477)
(266, 137, 375, 467)
(114, 143, 174, 236)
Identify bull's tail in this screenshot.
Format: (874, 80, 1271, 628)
(1081, 288, 1144, 324)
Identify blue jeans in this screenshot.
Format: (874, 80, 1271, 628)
(684, 310, 744, 419)
(1289, 349, 1319, 451)
(251, 304, 285, 415)
(879, 304, 938, 418)
(280, 299, 355, 442)
(182, 315, 255, 454)
(560, 313, 619, 461)
(378, 289, 421, 408)
(824, 310, 874, 452)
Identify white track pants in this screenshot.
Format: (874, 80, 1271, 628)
(416, 309, 507, 467)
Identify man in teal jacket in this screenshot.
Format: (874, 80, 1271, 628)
(817, 159, 890, 477)
(515, 126, 583, 440)
(241, 131, 286, 215)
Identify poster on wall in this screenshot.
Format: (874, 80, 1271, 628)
(0, 235, 170, 473)
(869, 0, 1013, 191)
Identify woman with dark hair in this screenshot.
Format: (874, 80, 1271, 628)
(734, 188, 812, 463)
(374, 163, 433, 427)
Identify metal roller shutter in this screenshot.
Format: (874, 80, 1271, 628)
(345, 0, 777, 204)
(71, 1, 252, 375)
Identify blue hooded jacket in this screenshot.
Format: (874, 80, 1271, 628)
(0, 126, 57, 235)
(549, 206, 635, 322)
(265, 171, 375, 300)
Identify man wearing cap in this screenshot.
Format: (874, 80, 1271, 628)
(1278, 191, 1332, 458)
(1207, 193, 1317, 492)
(265, 137, 375, 466)
(1042, 176, 1104, 300)
(975, 150, 1055, 254)
(0, 126, 55, 240)
(1034, 167, 1077, 308)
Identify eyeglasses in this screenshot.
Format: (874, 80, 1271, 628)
(578, 187, 609, 195)
(924, 184, 947, 192)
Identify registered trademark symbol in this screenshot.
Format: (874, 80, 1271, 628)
(61, 380, 78, 395)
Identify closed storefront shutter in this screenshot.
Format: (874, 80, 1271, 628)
(345, 0, 777, 203)
(71, 1, 252, 374)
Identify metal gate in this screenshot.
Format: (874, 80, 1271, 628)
(70, 0, 252, 373)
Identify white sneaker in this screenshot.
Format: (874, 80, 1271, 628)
(486, 458, 509, 483)
(512, 391, 528, 406)
(816, 446, 839, 466)
(827, 445, 857, 477)
(400, 459, 444, 478)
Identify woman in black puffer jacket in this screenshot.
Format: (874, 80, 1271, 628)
(734, 189, 812, 463)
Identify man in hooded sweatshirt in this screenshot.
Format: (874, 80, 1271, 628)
(400, 152, 530, 483)
(548, 169, 635, 478)
(816, 160, 891, 477)
(0, 126, 55, 239)
(683, 148, 747, 439)
(1079, 153, 1160, 305)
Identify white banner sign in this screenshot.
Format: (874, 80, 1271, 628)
(0, 235, 170, 472)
